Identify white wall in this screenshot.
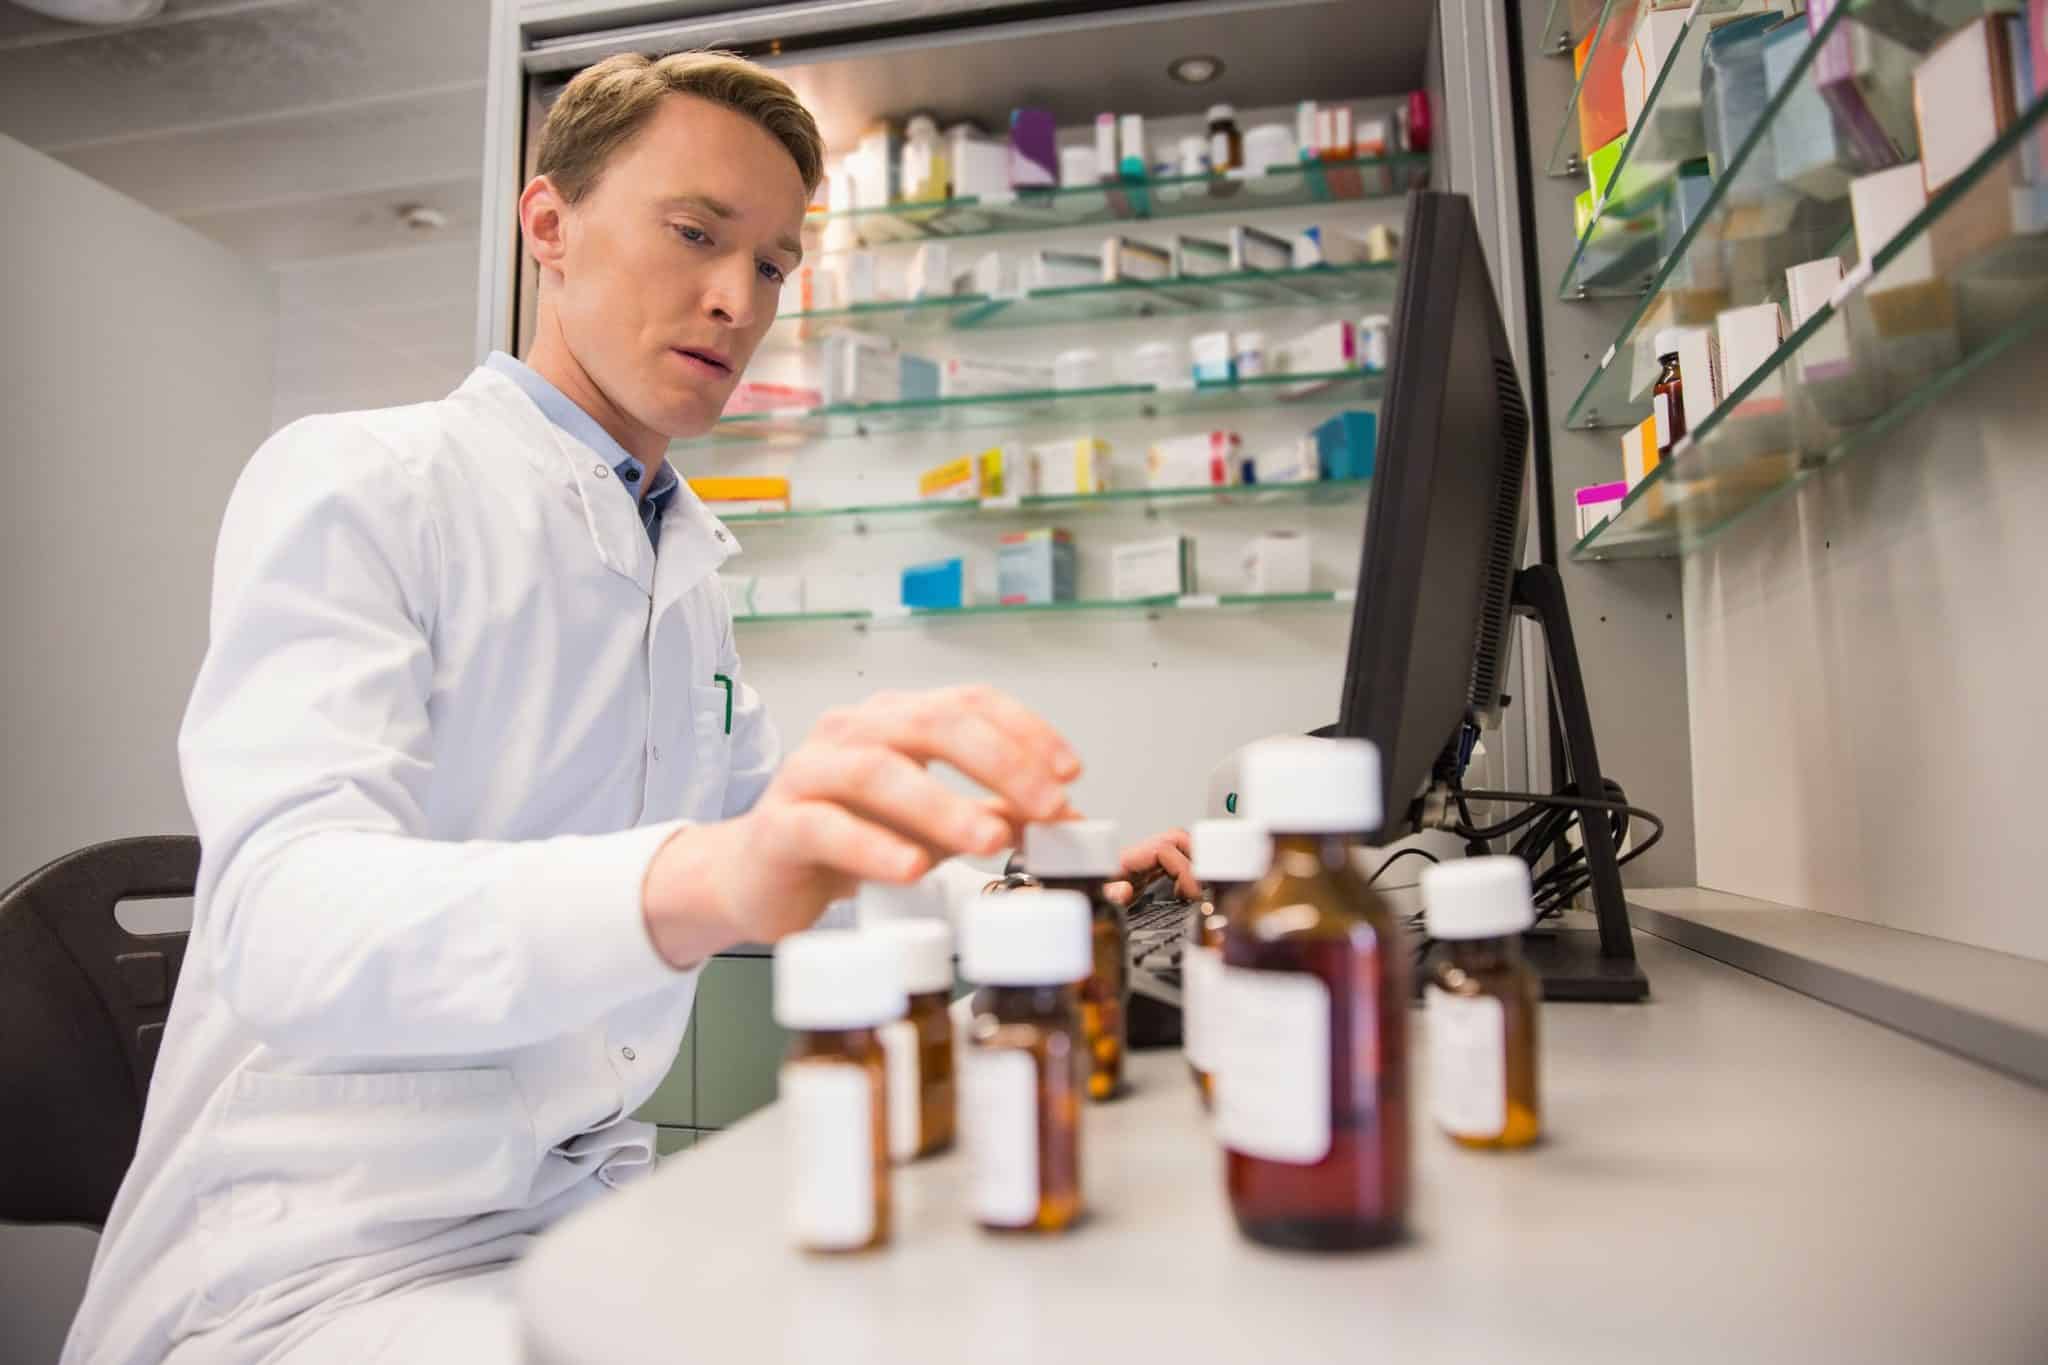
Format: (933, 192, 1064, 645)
(1685, 324, 2048, 965)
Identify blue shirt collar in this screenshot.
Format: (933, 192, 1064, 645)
(486, 351, 679, 544)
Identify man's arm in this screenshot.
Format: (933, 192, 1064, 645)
(182, 420, 685, 1059)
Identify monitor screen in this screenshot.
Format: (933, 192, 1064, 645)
(1335, 190, 1531, 837)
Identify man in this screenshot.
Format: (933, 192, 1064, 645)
(64, 50, 1194, 1365)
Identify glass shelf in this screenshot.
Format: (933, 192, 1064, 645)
(678, 368, 1383, 449)
(1573, 84, 2048, 560)
(1545, 0, 1638, 177)
(803, 155, 1428, 250)
(768, 263, 1397, 348)
(734, 590, 1355, 628)
(1541, 0, 1619, 59)
(718, 477, 1371, 528)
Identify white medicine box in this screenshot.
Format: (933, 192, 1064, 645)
(1242, 532, 1311, 594)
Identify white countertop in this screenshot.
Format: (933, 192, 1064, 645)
(517, 932, 2048, 1365)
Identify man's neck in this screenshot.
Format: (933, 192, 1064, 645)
(523, 318, 668, 489)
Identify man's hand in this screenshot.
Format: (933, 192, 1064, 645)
(640, 686, 1080, 966)
(1104, 827, 1200, 907)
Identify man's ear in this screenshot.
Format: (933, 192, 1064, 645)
(519, 175, 570, 276)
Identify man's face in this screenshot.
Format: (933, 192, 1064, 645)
(546, 94, 807, 439)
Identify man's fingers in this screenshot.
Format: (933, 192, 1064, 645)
(822, 690, 1072, 824)
(777, 744, 1012, 859)
(1158, 842, 1203, 898)
(1103, 880, 1134, 907)
(756, 799, 932, 885)
(951, 685, 1082, 782)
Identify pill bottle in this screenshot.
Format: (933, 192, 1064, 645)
(1421, 856, 1541, 1150)
(867, 917, 958, 1161)
(961, 890, 1091, 1233)
(1217, 737, 1409, 1251)
(1652, 327, 1686, 458)
(774, 931, 904, 1253)
(1118, 113, 1148, 181)
(1094, 112, 1119, 182)
(1022, 820, 1128, 1101)
(1235, 331, 1267, 380)
(1185, 818, 1272, 1106)
(1207, 103, 1243, 173)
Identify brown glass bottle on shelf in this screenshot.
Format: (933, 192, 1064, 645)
(1022, 820, 1127, 1101)
(773, 930, 904, 1254)
(1185, 818, 1272, 1107)
(1652, 326, 1686, 458)
(1421, 856, 1542, 1150)
(1216, 737, 1409, 1251)
(866, 916, 958, 1161)
(961, 889, 1091, 1234)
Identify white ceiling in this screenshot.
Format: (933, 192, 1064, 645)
(0, 0, 491, 422)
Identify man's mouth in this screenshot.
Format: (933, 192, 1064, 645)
(672, 346, 732, 376)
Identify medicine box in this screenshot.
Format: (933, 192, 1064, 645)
(919, 447, 1010, 501)
(1812, 1, 1915, 174)
(1102, 235, 1171, 283)
(1190, 330, 1235, 384)
(1252, 439, 1319, 485)
(1242, 531, 1312, 594)
(900, 354, 941, 403)
(1673, 325, 1723, 432)
(1784, 256, 1886, 424)
(1031, 438, 1112, 496)
(1314, 410, 1377, 482)
(1574, 481, 1629, 539)
(1147, 431, 1240, 488)
(1624, 6, 1698, 156)
(902, 558, 970, 610)
(1291, 226, 1368, 268)
(821, 331, 899, 407)
(997, 529, 1077, 605)
(1765, 18, 1860, 201)
(1029, 250, 1099, 291)
(1172, 234, 1232, 277)
(907, 244, 951, 300)
(1715, 302, 1786, 408)
(1009, 107, 1058, 188)
(1110, 535, 1197, 600)
(1229, 225, 1293, 272)
(1276, 320, 1357, 375)
(941, 356, 1053, 398)
(950, 128, 1009, 199)
(688, 476, 791, 514)
(1575, 21, 1630, 161)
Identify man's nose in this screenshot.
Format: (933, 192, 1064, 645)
(701, 253, 756, 329)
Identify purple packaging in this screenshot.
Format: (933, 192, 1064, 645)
(1009, 107, 1059, 189)
(1808, 0, 1910, 173)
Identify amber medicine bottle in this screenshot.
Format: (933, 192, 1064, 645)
(1185, 818, 1272, 1106)
(1421, 856, 1541, 1149)
(1652, 327, 1685, 458)
(773, 930, 904, 1253)
(1217, 737, 1409, 1251)
(961, 889, 1090, 1234)
(1022, 820, 1127, 1101)
(867, 917, 958, 1161)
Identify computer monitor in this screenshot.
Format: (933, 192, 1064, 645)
(1336, 190, 1647, 1001)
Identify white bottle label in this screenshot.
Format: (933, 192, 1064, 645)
(1209, 131, 1231, 171)
(961, 1047, 1039, 1225)
(1215, 966, 1331, 1164)
(879, 1019, 920, 1163)
(781, 1064, 875, 1249)
(1653, 390, 1672, 450)
(1427, 987, 1507, 1138)
(1183, 945, 1221, 1074)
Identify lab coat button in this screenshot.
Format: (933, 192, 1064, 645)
(651, 745, 661, 761)
(621, 1046, 637, 1061)
(593, 464, 610, 479)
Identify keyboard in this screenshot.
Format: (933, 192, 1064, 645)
(1125, 897, 1195, 1048)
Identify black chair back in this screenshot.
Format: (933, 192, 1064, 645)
(0, 836, 198, 1226)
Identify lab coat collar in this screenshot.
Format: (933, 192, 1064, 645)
(459, 366, 737, 603)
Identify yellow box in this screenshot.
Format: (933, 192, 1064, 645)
(919, 455, 977, 500)
(688, 476, 791, 504)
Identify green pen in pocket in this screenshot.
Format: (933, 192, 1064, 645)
(712, 673, 733, 734)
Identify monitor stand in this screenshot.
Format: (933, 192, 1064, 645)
(1509, 564, 1649, 1002)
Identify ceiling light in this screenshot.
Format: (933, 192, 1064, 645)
(1167, 55, 1224, 85)
(397, 204, 449, 234)
(12, 0, 165, 24)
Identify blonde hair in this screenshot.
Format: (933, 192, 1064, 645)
(538, 51, 824, 202)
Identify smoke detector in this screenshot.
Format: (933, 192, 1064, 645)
(397, 204, 449, 234)
(12, 0, 166, 24)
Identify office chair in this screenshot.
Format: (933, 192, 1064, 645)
(0, 835, 197, 1227)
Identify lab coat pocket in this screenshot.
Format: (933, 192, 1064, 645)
(197, 1066, 536, 1312)
(680, 681, 734, 818)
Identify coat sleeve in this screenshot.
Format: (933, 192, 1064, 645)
(180, 417, 687, 1059)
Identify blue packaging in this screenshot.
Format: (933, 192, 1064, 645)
(1314, 411, 1377, 481)
(901, 557, 967, 609)
(900, 354, 940, 403)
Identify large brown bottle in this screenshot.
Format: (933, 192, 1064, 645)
(1217, 737, 1409, 1251)
(1021, 820, 1127, 1101)
(1185, 818, 1272, 1106)
(1421, 856, 1541, 1150)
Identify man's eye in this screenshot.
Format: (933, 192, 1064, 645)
(674, 224, 708, 244)
(758, 260, 786, 284)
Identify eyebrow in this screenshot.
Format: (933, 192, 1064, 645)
(661, 192, 804, 264)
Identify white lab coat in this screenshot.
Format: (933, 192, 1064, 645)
(63, 366, 783, 1364)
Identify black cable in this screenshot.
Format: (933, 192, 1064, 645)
(1365, 846, 1440, 889)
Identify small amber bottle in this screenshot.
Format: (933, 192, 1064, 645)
(1218, 737, 1408, 1252)
(1421, 856, 1542, 1150)
(961, 889, 1091, 1234)
(1185, 818, 1273, 1107)
(1652, 327, 1685, 458)
(1021, 820, 1127, 1101)
(866, 917, 957, 1161)
(773, 931, 905, 1254)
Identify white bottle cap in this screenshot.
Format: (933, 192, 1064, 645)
(1190, 819, 1271, 885)
(856, 877, 940, 926)
(1240, 736, 1381, 834)
(1653, 327, 1683, 358)
(867, 918, 955, 995)
(906, 113, 939, 140)
(961, 890, 1092, 986)
(773, 931, 906, 1030)
(1208, 103, 1236, 122)
(1421, 856, 1536, 940)
(1022, 819, 1120, 877)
